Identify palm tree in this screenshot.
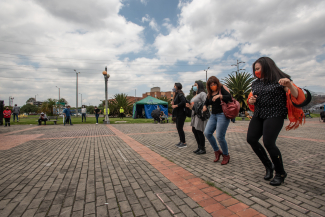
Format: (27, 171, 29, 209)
(40, 98, 57, 115)
(111, 93, 133, 115)
(222, 72, 255, 110)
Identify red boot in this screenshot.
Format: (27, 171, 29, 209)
(221, 154, 230, 165)
(214, 150, 223, 162)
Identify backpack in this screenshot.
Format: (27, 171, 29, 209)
(193, 102, 210, 121)
(219, 87, 240, 119)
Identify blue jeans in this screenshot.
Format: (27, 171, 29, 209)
(13, 113, 19, 121)
(95, 114, 99, 123)
(204, 113, 230, 155)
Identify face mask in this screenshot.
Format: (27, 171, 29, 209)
(193, 86, 197, 92)
(255, 71, 262, 78)
(172, 88, 176, 92)
(210, 86, 217, 91)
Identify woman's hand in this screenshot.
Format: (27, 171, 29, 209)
(248, 95, 257, 105)
(172, 105, 178, 109)
(202, 106, 207, 113)
(212, 95, 220, 102)
(171, 101, 174, 105)
(185, 103, 190, 108)
(278, 78, 292, 88)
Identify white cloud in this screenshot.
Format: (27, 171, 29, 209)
(140, 0, 148, 5)
(142, 14, 159, 32)
(154, 0, 325, 89)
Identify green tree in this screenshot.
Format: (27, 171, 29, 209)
(186, 80, 207, 101)
(58, 98, 68, 105)
(158, 96, 172, 114)
(20, 104, 38, 114)
(26, 97, 36, 104)
(87, 105, 95, 114)
(111, 93, 133, 115)
(222, 72, 255, 111)
(40, 98, 57, 115)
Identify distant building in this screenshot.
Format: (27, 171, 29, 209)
(142, 87, 174, 101)
(33, 101, 43, 107)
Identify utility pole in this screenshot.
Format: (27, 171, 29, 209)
(74, 70, 80, 116)
(231, 60, 245, 75)
(204, 67, 210, 82)
(135, 89, 136, 102)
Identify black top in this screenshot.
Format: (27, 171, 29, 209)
(94, 108, 100, 114)
(252, 79, 287, 119)
(204, 86, 232, 114)
(173, 92, 186, 117)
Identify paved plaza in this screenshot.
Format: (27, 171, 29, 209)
(0, 120, 324, 217)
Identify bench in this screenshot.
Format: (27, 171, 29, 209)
(48, 116, 58, 124)
(36, 116, 58, 125)
(154, 117, 170, 124)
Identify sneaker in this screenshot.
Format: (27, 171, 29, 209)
(175, 142, 181, 147)
(177, 143, 187, 148)
(96, 123, 98, 125)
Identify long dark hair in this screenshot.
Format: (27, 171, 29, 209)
(207, 76, 223, 98)
(253, 57, 290, 83)
(196, 80, 206, 94)
(175, 83, 184, 95)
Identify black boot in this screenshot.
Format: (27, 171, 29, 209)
(264, 163, 274, 180)
(270, 172, 287, 186)
(193, 148, 200, 153)
(196, 149, 206, 155)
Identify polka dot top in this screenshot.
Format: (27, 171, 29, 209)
(251, 79, 287, 119)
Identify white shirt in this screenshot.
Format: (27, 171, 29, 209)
(81, 108, 86, 113)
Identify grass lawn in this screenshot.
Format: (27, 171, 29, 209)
(7, 113, 321, 125)
(7, 115, 191, 125)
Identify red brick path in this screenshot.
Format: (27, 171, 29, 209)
(108, 125, 265, 217)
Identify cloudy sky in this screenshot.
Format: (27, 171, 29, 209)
(1, 0, 325, 107)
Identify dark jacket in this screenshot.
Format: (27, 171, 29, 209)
(204, 86, 232, 114)
(173, 92, 186, 117)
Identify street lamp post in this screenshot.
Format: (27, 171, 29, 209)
(74, 70, 80, 117)
(204, 67, 210, 82)
(102, 67, 110, 124)
(79, 93, 82, 106)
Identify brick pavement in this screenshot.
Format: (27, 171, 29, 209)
(0, 121, 324, 216)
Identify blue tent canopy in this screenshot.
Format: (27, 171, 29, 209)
(132, 96, 168, 119)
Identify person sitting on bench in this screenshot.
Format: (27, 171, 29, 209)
(38, 112, 48, 125)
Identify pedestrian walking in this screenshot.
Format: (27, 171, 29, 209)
(3, 107, 11, 127)
(94, 106, 101, 124)
(203, 76, 232, 165)
(119, 107, 124, 119)
(186, 81, 207, 154)
(12, 104, 20, 122)
(63, 105, 73, 126)
(247, 57, 306, 186)
(172, 83, 187, 148)
(81, 105, 87, 122)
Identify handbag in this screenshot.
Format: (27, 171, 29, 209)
(219, 87, 240, 119)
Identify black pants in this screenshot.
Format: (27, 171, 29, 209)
(38, 119, 47, 125)
(4, 118, 10, 126)
(120, 113, 124, 119)
(176, 115, 186, 143)
(247, 116, 285, 174)
(192, 127, 205, 150)
(82, 113, 86, 122)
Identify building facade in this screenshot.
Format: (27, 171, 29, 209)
(142, 87, 174, 101)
